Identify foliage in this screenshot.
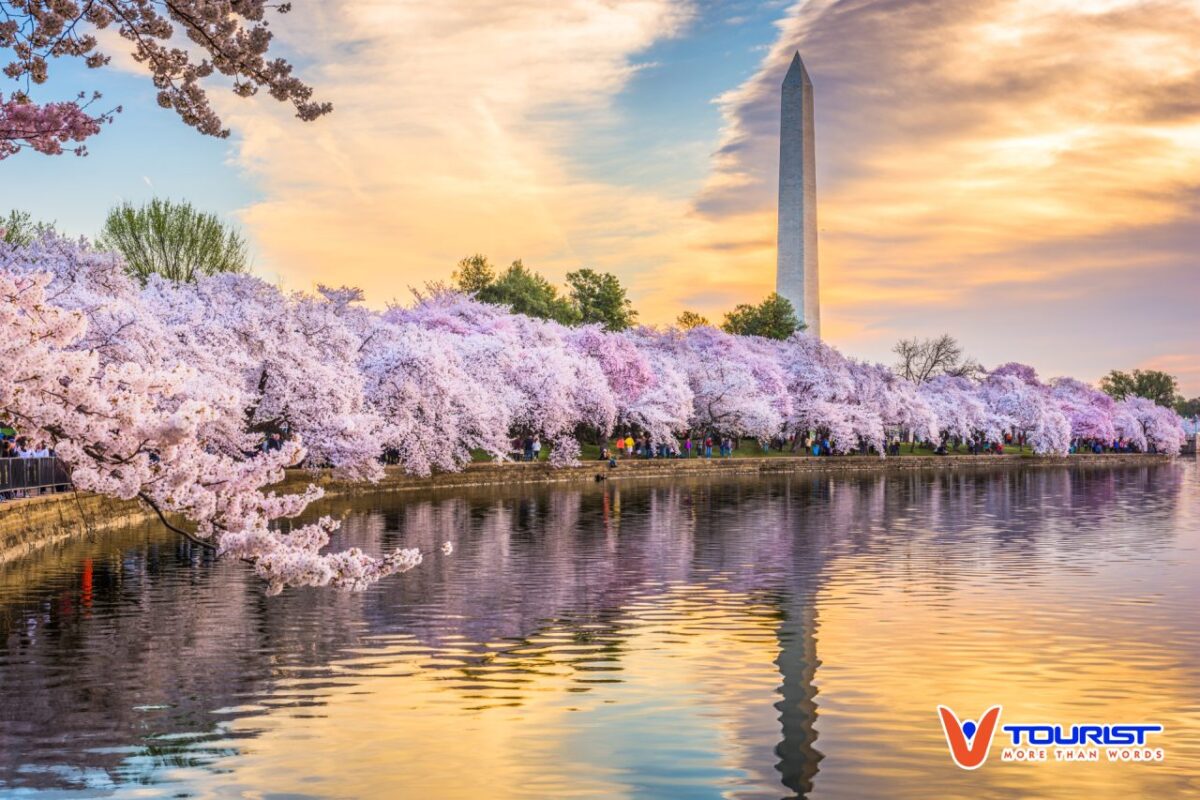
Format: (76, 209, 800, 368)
(1, 237, 418, 596)
(675, 311, 710, 329)
(1113, 396, 1186, 454)
(565, 268, 637, 331)
(1, 209, 56, 246)
(0, 234, 1186, 593)
(452, 254, 495, 294)
(721, 292, 801, 340)
(1100, 369, 1179, 408)
(454, 257, 638, 330)
(472, 259, 579, 325)
(0, 0, 328, 159)
(99, 199, 248, 284)
(1176, 396, 1200, 419)
(892, 334, 982, 382)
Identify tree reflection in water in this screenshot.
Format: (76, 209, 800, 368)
(0, 463, 1190, 797)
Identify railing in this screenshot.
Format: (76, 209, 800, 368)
(0, 457, 72, 500)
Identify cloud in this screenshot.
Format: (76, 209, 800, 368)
(691, 0, 1200, 388)
(177, 0, 1197, 391)
(210, 0, 697, 305)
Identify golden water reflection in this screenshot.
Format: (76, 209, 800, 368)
(0, 463, 1197, 798)
(194, 588, 784, 799)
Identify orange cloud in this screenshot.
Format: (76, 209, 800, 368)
(208, 0, 699, 306)
(197, 0, 1197, 389)
(690, 0, 1200, 383)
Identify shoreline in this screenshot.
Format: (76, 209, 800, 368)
(0, 452, 1180, 566)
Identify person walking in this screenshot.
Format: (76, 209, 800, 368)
(532, 436, 542, 461)
(704, 435, 713, 459)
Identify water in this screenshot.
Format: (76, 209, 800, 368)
(1, 462, 1197, 799)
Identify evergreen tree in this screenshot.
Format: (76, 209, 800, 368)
(676, 310, 710, 329)
(566, 268, 637, 330)
(480, 260, 580, 325)
(1100, 369, 1179, 408)
(721, 292, 802, 340)
(452, 254, 495, 294)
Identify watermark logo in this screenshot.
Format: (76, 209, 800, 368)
(938, 705, 1003, 770)
(937, 705, 1165, 769)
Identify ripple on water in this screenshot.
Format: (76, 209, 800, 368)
(0, 462, 1197, 799)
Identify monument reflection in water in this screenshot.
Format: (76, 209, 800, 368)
(0, 463, 1197, 799)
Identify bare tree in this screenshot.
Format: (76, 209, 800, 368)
(893, 334, 982, 383)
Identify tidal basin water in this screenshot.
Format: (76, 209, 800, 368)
(1, 462, 1198, 799)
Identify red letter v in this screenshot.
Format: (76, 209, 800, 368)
(938, 705, 1002, 770)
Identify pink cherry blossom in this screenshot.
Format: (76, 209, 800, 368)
(0, 92, 114, 159)
(0, 235, 1186, 595)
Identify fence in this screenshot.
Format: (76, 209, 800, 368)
(0, 457, 72, 500)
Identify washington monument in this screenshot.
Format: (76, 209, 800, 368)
(776, 51, 820, 337)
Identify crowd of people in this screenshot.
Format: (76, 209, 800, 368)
(1, 235, 1190, 592)
(603, 433, 738, 460)
(0, 425, 53, 460)
(591, 427, 1172, 465)
(1, 423, 63, 501)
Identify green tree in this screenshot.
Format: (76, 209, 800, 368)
(479, 260, 580, 325)
(565, 268, 637, 330)
(1175, 396, 1200, 418)
(452, 254, 496, 294)
(721, 292, 802, 340)
(676, 310, 710, 329)
(99, 199, 248, 284)
(1, 209, 56, 245)
(1099, 369, 1179, 408)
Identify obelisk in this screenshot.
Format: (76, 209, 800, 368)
(776, 51, 820, 337)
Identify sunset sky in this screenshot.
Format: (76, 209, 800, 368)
(6, 0, 1199, 393)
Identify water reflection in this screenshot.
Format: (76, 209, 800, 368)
(0, 463, 1196, 798)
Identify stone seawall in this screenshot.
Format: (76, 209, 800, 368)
(0, 453, 1177, 565)
(276, 452, 1178, 499)
(0, 491, 146, 566)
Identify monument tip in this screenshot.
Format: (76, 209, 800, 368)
(783, 51, 810, 85)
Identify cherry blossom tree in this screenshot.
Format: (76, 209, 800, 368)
(143, 274, 383, 478)
(979, 363, 1071, 455)
(0, 91, 113, 157)
(0, 235, 1187, 595)
(1115, 396, 1186, 454)
(920, 375, 990, 444)
(637, 326, 786, 442)
(0, 248, 423, 596)
(326, 287, 509, 475)
(774, 333, 885, 452)
(567, 325, 692, 448)
(1049, 377, 1117, 444)
(1, 0, 329, 159)
(393, 291, 616, 466)
(849, 359, 937, 451)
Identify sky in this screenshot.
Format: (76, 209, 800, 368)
(3, 0, 1198, 394)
